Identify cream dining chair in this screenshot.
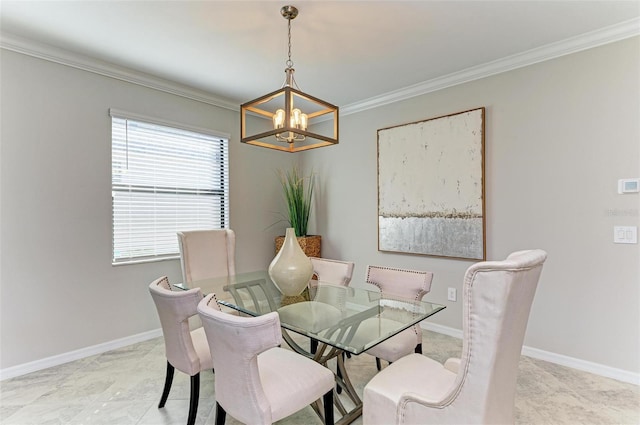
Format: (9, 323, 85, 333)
(307, 257, 355, 355)
(363, 250, 547, 425)
(360, 266, 434, 371)
(310, 257, 355, 287)
(148, 276, 213, 425)
(197, 293, 336, 425)
(307, 257, 356, 390)
(177, 229, 236, 285)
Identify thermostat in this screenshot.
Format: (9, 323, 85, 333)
(618, 178, 639, 194)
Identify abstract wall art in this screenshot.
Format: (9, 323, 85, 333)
(377, 107, 486, 260)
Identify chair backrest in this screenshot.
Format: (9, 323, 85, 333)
(366, 265, 433, 301)
(148, 276, 209, 376)
(177, 229, 236, 285)
(310, 257, 355, 286)
(413, 250, 547, 424)
(197, 294, 282, 424)
(310, 258, 355, 309)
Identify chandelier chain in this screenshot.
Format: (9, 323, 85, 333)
(286, 17, 293, 69)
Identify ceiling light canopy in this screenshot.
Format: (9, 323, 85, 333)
(240, 5, 339, 153)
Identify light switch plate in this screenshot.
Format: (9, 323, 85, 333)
(447, 287, 457, 302)
(614, 226, 638, 244)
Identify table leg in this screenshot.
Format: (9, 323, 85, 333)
(279, 330, 363, 425)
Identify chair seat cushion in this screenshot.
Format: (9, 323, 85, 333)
(364, 353, 456, 425)
(258, 347, 335, 422)
(349, 318, 418, 362)
(190, 327, 214, 372)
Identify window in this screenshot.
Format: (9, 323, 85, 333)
(110, 110, 229, 264)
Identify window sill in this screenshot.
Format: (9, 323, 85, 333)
(112, 255, 180, 266)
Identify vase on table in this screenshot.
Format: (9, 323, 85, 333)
(268, 228, 314, 297)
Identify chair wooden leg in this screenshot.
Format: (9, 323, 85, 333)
(415, 343, 422, 354)
(376, 357, 382, 371)
(215, 402, 227, 425)
(159, 361, 175, 408)
(187, 373, 200, 425)
(323, 390, 334, 425)
(311, 339, 318, 354)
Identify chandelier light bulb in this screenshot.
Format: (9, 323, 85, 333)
(273, 109, 285, 129)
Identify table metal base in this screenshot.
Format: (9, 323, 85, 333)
(282, 331, 362, 425)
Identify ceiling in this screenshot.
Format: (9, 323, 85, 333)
(1, 1, 639, 110)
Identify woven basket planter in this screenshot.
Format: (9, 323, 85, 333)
(275, 234, 321, 258)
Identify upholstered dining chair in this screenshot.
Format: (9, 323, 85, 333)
(310, 257, 355, 288)
(361, 266, 434, 371)
(363, 250, 547, 425)
(177, 229, 236, 285)
(308, 257, 355, 356)
(148, 276, 214, 425)
(197, 293, 336, 425)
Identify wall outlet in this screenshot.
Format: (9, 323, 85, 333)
(447, 287, 457, 302)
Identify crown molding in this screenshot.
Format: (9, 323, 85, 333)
(2, 17, 639, 116)
(0, 32, 239, 111)
(342, 17, 640, 116)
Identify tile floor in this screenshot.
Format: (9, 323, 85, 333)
(1, 330, 638, 424)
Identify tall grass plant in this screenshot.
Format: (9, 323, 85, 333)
(278, 166, 314, 237)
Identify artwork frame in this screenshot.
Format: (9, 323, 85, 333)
(377, 107, 486, 260)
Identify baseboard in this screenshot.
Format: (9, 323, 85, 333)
(0, 328, 162, 381)
(521, 345, 640, 385)
(3, 322, 638, 386)
(421, 322, 639, 385)
(421, 321, 464, 339)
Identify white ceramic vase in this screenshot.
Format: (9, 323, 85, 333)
(268, 228, 314, 296)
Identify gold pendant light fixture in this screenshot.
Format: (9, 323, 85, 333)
(240, 5, 339, 153)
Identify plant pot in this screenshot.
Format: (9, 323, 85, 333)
(275, 234, 321, 258)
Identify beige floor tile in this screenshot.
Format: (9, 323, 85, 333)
(1, 334, 638, 425)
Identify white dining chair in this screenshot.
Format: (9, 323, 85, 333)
(177, 229, 236, 285)
(148, 276, 214, 425)
(197, 293, 336, 425)
(363, 250, 547, 425)
(307, 257, 355, 357)
(310, 257, 355, 287)
(361, 266, 434, 370)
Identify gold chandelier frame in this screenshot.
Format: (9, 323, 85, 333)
(240, 5, 339, 153)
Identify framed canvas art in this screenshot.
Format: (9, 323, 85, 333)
(377, 107, 486, 260)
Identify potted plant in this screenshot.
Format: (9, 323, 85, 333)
(274, 166, 321, 258)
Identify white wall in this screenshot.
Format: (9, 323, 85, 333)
(2, 37, 638, 379)
(304, 37, 640, 375)
(0, 50, 293, 370)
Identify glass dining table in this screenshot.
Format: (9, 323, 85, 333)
(175, 271, 445, 425)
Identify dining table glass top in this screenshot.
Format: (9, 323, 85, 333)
(176, 270, 446, 355)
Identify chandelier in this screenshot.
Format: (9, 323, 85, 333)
(240, 5, 339, 153)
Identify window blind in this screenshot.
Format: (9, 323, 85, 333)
(111, 113, 229, 264)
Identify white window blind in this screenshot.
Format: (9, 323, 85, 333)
(111, 112, 229, 264)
